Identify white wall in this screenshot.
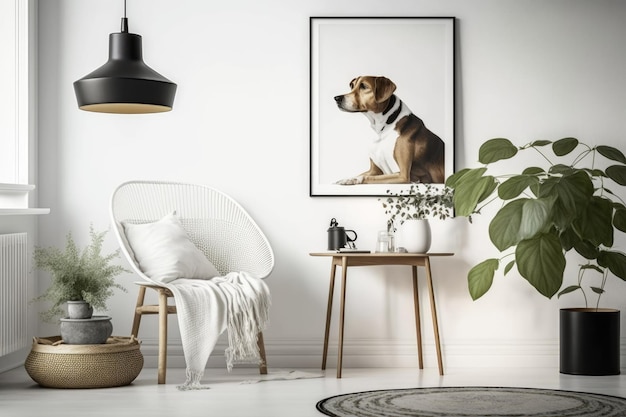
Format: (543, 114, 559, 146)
(34, 0, 626, 370)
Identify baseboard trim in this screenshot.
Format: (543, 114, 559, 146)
(5, 337, 626, 373)
(135, 337, 582, 370)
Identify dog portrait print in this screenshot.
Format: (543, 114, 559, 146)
(333, 76, 445, 185)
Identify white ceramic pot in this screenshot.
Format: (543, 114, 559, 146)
(397, 219, 432, 253)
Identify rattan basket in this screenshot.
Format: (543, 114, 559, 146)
(25, 336, 143, 389)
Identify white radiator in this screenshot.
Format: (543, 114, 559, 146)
(0, 233, 28, 356)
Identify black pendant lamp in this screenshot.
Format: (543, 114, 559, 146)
(73, 0, 177, 114)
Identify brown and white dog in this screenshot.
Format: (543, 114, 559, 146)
(334, 76, 445, 185)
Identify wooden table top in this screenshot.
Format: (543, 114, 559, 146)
(309, 252, 454, 257)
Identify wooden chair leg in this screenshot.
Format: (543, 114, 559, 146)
(158, 289, 169, 384)
(257, 331, 268, 375)
(131, 286, 147, 339)
(136, 284, 266, 383)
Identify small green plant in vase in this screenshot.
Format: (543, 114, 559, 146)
(33, 225, 128, 323)
(381, 183, 454, 229)
(380, 183, 454, 252)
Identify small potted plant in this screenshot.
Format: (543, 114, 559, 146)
(446, 137, 626, 375)
(33, 225, 128, 343)
(380, 183, 454, 252)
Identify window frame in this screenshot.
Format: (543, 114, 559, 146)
(0, 0, 45, 214)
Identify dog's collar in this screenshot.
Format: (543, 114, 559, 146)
(382, 95, 397, 115)
(367, 96, 411, 139)
(381, 95, 403, 127)
(385, 100, 403, 126)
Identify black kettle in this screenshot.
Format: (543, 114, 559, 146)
(327, 218, 358, 250)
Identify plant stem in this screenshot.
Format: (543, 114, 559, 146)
(570, 146, 593, 167)
(528, 145, 554, 166)
(578, 267, 589, 308)
(596, 269, 609, 311)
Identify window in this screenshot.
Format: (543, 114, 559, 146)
(0, 0, 31, 185)
(0, 0, 44, 213)
(0, 1, 19, 183)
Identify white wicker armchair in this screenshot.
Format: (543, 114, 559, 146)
(110, 180, 274, 384)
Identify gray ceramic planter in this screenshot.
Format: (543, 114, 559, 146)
(60, 315, 113, 344)
(66, 300, 94, 319)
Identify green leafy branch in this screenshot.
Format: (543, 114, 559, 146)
(380, 183, 454, 231)
(32, 225, 128, 322)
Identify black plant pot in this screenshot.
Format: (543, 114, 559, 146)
(560, 308, 620, 375)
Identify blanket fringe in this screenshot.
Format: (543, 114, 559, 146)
(176, 369, 211, 391)
(223, 275, 271, 372)
(169, 272, 271, 387)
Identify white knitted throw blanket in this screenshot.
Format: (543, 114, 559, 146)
(165, 271, 271, 390)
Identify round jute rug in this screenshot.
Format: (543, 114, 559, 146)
(316, 386, 626, 417)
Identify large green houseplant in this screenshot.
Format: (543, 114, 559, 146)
(33, 226, 127, 322)
(446, 137, 626, 303)
(446, 137, 626, 375)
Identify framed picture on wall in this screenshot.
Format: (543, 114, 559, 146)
(310, 17, 455, 197)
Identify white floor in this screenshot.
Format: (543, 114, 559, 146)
(1, 365, 626, 417)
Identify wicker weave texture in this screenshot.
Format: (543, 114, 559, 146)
(110, 181, 275, 279)
(25, 336, 143, 389)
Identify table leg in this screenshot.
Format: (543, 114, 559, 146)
(322, 263, 337, 370)
(425, 257, 444, 375)
(158, 289, 168, 384)
(412, 266, 424, 369)
(337, 256, 348, 378)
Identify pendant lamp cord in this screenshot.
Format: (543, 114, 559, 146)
(121, 0, 128, 33)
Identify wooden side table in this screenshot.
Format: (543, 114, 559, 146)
(310, 252, 453, 378)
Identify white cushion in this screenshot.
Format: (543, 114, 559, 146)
(123, 212, 220, 283)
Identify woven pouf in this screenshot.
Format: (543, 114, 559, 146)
(25, 336, 143, 389)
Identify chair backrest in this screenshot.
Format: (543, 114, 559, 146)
(110, 181, 275, 281)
